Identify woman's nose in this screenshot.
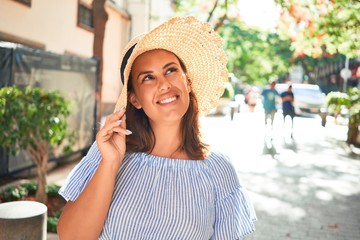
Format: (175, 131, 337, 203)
(158, 76, 171, 92)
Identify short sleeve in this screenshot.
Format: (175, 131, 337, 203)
(58, 141, 102, 202)
(208, 151, 257, 239)
(213, 186, 257, 239)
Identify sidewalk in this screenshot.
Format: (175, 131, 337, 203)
(2, 114, 360, 240)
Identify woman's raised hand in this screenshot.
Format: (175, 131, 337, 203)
(96, 108, 131, 171)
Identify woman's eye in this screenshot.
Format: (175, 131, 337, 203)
(143, 75, 154, 81)
(166, 67, 178, 75)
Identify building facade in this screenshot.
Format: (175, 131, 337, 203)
(0, 0, 175, 115)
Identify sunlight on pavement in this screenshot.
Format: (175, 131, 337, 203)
(249, 191, 306, 221)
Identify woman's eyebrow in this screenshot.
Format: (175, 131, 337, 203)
(163, 62, 177, 69)
(136, 70, 153, 80)
(136, 62, 178, 80)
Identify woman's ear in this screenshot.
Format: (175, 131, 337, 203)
(187, 77, 192, 93)
(129, 92, 142, 109)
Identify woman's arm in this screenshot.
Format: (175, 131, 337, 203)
(57, 108, 129, 239)
(57, 161, 118, 239)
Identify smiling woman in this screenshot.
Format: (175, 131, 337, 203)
(57, 16, 257, 240)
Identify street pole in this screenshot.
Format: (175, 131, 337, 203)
(343, 57, 349, 92)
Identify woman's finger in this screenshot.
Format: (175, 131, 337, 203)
(98, 121, 131, 139)
(104, 108, 126, 125)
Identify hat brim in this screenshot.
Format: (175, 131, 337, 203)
(114, 16, 228, 115)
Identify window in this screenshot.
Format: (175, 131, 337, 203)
(13, 0, 31, 7)
(78, 2, 94, 31)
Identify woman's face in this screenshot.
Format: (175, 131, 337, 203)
(129, 49, 191, 125)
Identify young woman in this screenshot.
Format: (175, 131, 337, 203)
(57, 16, 256, 240)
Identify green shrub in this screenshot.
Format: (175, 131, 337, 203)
(0, 185, 28, 202)
(47, 216, 59, 233)
(0, 182, 62, 201)
(46, 184, 61, 197)
(21, 181, 38, 195)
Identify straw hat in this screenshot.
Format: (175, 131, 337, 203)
(114, 16, 228, 115)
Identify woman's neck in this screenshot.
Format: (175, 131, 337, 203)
(149, 121, 189, 159)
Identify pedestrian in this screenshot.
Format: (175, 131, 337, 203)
(57, 16, 257, 239)
(280, 84, 295, 137)
(245, 86, 260, 112)
(261, 79, 279, 126)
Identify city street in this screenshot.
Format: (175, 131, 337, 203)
(201, 109, 360, 240)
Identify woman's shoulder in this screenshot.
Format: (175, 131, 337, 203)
(206, 150, 242, 200)
(205, 150, 238, 181)
(206, 150, 235, 170)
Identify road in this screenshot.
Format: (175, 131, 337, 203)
(201, 110, 360, 240)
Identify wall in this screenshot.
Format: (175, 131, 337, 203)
(0, 0, 131, 116)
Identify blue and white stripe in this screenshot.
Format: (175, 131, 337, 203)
(59, 142, 257, 239)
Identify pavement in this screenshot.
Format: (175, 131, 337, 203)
(204, 109, 360, 240)
(2, 109, 360, 240)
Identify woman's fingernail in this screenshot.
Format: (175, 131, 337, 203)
(125, 129, 132, 135)
(116, 120, 122, 123)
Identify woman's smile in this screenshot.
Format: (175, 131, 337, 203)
(157, 95, 178, 105)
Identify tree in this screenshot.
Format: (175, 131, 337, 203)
(174, 0, 238, 31)
(92, 0, 108, 122)
(0, 87, 73, 204)
(219, 18, 293, 85)
(275, 0, 360, 58)
(174, 1, 294, 85)
(326, 87, 360, 145)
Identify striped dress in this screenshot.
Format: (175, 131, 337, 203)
(59, 142, 257, 239)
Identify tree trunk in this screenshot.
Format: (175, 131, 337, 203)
(347, 115, 359, 145)
(28, 140, 49, 204)
(35, 157, 48, 204)
(92, 0, 108, 123)
(206, 0, 228, 32)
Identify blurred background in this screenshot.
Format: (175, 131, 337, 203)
(0, 0, 359, 239)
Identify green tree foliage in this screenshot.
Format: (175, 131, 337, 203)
(0, 86, 73, 203)
(326, 87, 360, 145)
(173, 0, 238, 30)
(174, 1, 294, 85)
(219, 19, 293, 85)
(275, 0, 360, 58)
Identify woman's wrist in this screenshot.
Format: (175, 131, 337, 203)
(99, 157, 123, 175)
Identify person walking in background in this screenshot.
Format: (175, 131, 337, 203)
(57, 16, 256, 239)
(261, 79, 279, 126)
(245, 86, 260, 112)
(320, 74, 339, 95)
(281, 84, 295, 138)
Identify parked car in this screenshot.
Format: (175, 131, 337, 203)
(275, 83, 327, 126)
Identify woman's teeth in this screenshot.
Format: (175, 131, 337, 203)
(159, 96, 177, 104)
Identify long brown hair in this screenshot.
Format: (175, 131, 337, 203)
(125, 59, 208, 160)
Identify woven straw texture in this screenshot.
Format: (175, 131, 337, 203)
(114, 16, 228, 115)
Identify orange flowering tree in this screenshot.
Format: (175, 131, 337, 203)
(275, 0, 360, 58)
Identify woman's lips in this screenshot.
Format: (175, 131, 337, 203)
(157, 96, 178, 104)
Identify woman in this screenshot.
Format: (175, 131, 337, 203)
(58, 16, 256, 239)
